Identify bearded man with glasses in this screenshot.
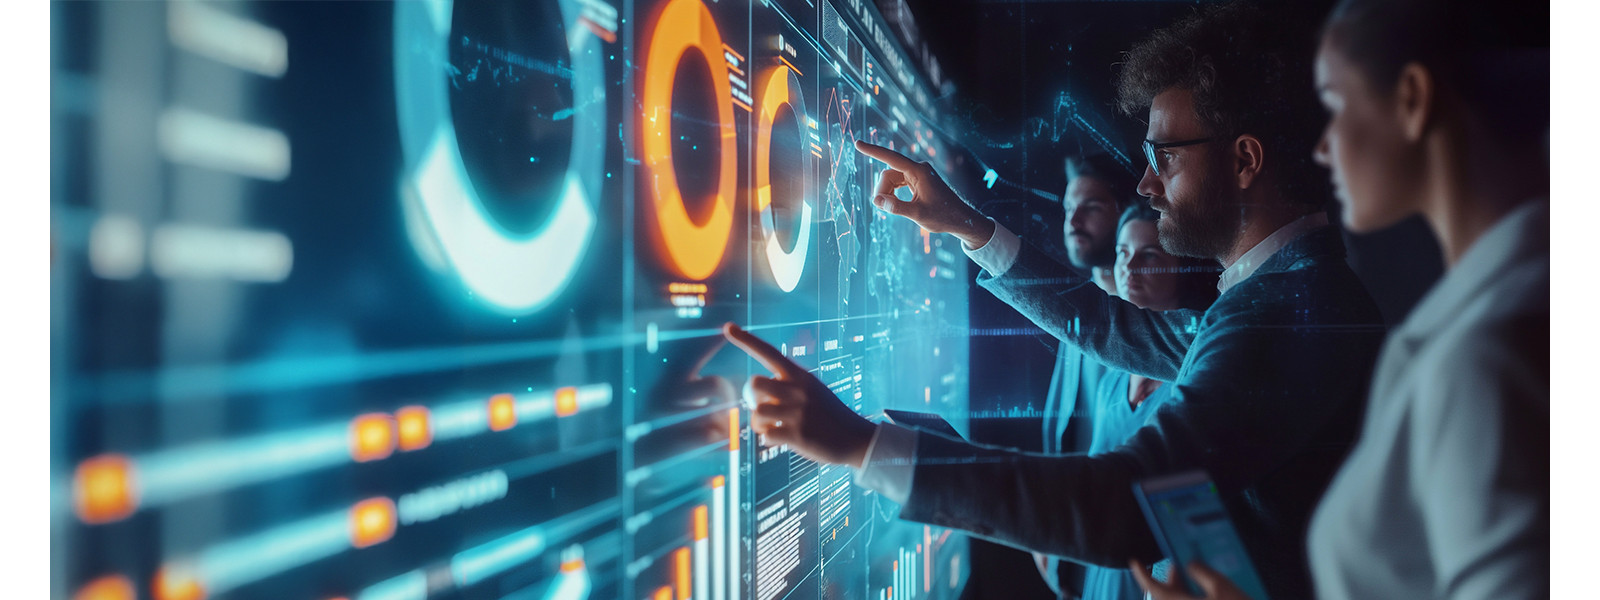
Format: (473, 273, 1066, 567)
(715, 3, 1391, 599)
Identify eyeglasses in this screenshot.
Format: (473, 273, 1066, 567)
(1142, 137, 1216, 176)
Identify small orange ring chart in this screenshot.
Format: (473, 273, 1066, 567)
(754, 65, 794, 218)
(641, 0, 737, 281)
(754, 64, 813, 292)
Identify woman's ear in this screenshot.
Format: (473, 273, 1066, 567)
(1394, 62, 1434, 143)
(1232, 134, 1266, 190)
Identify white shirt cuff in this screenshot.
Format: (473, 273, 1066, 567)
(853, 422, 919, 505)
(960, 218, 1021, 276)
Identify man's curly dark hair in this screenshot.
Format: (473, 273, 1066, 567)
(1114, 1, 1327, 207)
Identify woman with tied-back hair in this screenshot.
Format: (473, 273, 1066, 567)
(1135, 0, 1549, 598)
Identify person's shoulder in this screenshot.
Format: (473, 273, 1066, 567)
(1402, 308, 1549, 447)
(1474, 251, 1550, 319)
(1209, 260, 1380, 325)
(1393, 270, 1547, 443)
(1413, 241, 1548, 349)
(1414, 267, 1549, 384)
(1222, 242, 1382, 325)
(1252, 254, 1369, 296)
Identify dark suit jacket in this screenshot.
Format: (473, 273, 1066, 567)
(1043, 346, 1108, 456)
(1039, 346, 1108, 599)
(902, 226, 1386, 599)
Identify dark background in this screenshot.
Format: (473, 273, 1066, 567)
(874, 1, 1446, 597)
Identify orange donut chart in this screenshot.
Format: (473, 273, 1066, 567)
(754, 65, 794, 217)
(641, 0, 737, 281)
(754, 64, 813, 292)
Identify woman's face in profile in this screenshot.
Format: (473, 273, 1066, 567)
(1311, 35, 1423, 233)
(1115, 219, 1181, 311)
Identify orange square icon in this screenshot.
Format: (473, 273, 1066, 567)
(74, 454, 138, 524)
(74, 575, 134, 600)
(152, 565, 205, 600)
(488, 394, 517, 431)
(395, 406, 432, 451)
(349, 413, 395, 462)
(555, 387, 579, 417)
(349, 497, 397, 549)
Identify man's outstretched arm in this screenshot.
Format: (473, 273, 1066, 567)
(886, 426, 1162, 565)
(977, 236, 1199, 380)
(721, 321, 1173, 566)
(723, 302, 1374, 571)
(854, 140, 1196, 380)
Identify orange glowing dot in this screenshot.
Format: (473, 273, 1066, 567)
(152, 565, 206, 600)
(655, 587, 673, 600)
(693, 505, 709, 540)
(395, 406, 432, 451)
(560, 558, 585, 574)
(349, 497, 397, 549)
(712, 475, 725, 489)
(555, 387, 579, 417)
(349, 413, 395, 462)
(488, 394, 517, 431)
(74, 454, 139, 524)
(74, 575, 134, 600)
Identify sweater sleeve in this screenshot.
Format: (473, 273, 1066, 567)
(976, 238, 1199, 381)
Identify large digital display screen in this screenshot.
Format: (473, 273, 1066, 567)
(51, 1, 969, 599)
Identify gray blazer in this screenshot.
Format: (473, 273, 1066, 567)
(902, 226, 1386, 599)
(1043, 346, 1110, 455)
(1309, 201, 1548, 600)
(1038, 346, 1111, 599)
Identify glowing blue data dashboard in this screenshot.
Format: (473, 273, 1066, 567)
(52, 1, 969, 599)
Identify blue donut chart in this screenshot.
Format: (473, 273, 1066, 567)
(393, 0, 605, 315)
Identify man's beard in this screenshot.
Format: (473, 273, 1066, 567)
(1066, 233, 1116, 270)
(1157, 165, 1243, 260)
